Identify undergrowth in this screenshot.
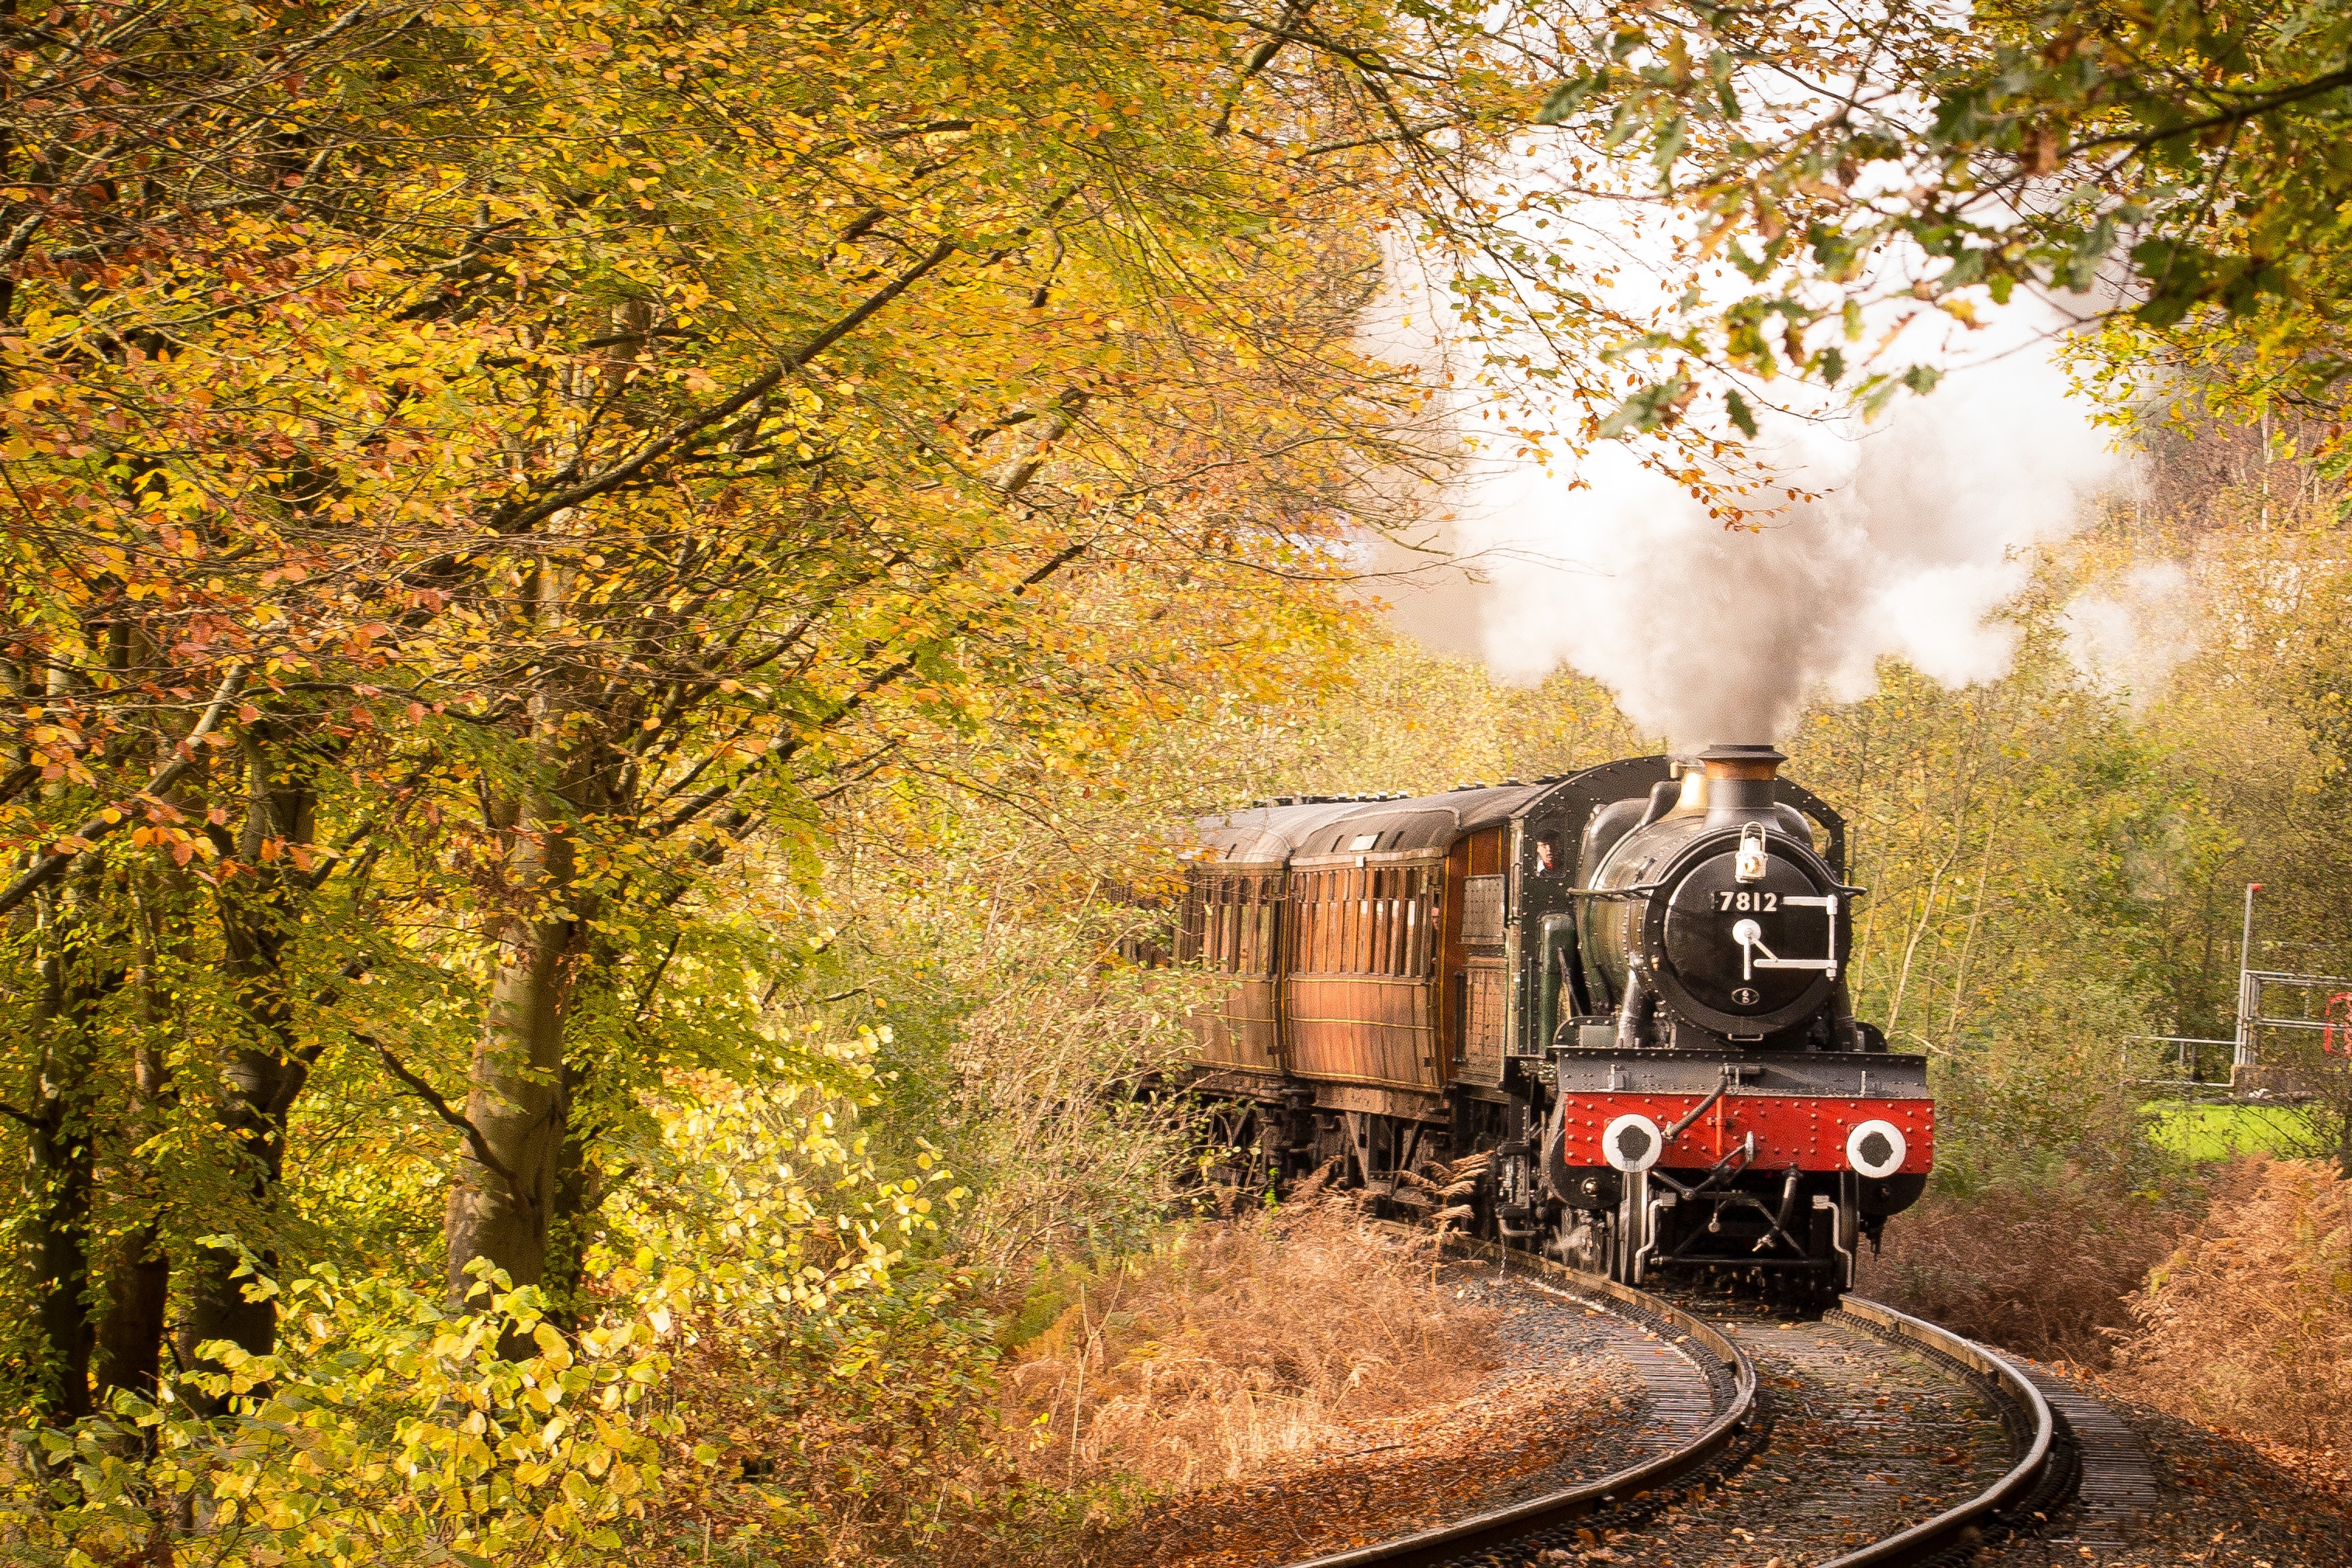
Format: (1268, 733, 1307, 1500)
(2114, 1159, 2352, 1469)
(644, 1266, 1112, 1568)
(1002, 1197, 1501, 1491)
(1855, 1162, 2202, 1366)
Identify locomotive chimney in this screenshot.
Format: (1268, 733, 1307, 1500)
(1699, 742, 1785, 823)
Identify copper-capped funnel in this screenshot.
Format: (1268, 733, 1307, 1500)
(1699, 743, 1785, 782)
(1699, 744, 1784, 820)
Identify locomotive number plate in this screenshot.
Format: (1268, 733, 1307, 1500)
(1713, 890, 1779, 913)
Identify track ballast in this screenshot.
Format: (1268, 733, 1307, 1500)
(1271, 1236, 2070, 1568)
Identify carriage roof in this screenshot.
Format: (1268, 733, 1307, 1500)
(1189, 779, 1565, 864)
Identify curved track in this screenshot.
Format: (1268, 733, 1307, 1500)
(1815, 1299, 2065, 1568)
(1280, 1236, 1758, 1568)
(1279, 1239, 2067, 1568)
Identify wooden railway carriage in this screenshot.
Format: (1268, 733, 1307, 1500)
(1173, 749, 1934, 1290)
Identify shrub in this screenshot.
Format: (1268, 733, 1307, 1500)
(1001, 1199, 1500, 1490)
(0, 1269, 680, 1568)
(0, 1052, 994, 1567)
(2113, 1159, 2352, 1463)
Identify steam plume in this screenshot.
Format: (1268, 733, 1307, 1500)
(1396, 322, 2126, 747)
(2064, 560, 2196, 707)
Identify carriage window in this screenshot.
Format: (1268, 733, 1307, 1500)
(1461, 876, 1505, 947)
(1180, 868, 1282, 976)
(1288, 861, 1437, 979)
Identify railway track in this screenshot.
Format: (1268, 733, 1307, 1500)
(1281, 1237, 2071, 1568)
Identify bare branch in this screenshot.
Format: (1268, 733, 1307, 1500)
(493, 237, 962, 534)
(362, 1031, 519, 1186)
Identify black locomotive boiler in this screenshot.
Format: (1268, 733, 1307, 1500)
(1170, 745, 1930, 1290)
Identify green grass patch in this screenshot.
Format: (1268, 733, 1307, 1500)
(2143, 1100, 2322, 1161)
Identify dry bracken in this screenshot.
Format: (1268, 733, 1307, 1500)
(1005, 1198, 1500, 1490)
(2115, 1159, 2352, 1469)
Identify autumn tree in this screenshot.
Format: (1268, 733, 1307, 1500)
(2, 0, 1700, 1410)
(1509, 1, 2352, 448)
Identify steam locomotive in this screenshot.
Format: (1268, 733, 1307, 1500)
(1171, 745, 1930, 1290)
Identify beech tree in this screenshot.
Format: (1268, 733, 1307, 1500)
(0, 0, 1634, 1407)
(1515, 1, 2352, 444)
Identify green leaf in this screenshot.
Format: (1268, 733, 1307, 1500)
(1653, 114, 1689, 178)
(1725, 388, 1759, 437)
(1709, 50, 1741, 120)
(1598, 375, 1692, 439)
(1535, 71, 1606, 125)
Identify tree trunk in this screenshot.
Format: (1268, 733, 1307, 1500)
(95, 950, 174, 1407)
(29, 1086, 97, 1421)
(444, 710, 610, 1329)
(24, 884, 126, 1419)
(444, 559, 621, 1335)
(444, 890, 577, 1312)
(179, 723, 324, 1400)
(92, 1221, 169, 1404)
(176, 1036, 304, 1383)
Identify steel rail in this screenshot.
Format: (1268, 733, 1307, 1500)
(1280, 1232, 1759, 1568)
(1820, 1296, 2060, 1568)
(1280, 1238, 2062, 1568)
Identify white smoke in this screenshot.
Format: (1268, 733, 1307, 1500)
(1388, 304, 2128, 747)
(2063, 561, 2197, 707)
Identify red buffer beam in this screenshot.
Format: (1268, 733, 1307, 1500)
(1557, 1093, 1934, 1174)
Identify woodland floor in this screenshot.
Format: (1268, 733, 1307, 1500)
(1096, 1314, 2352, 1568)
(1093, 1266, 1638, 1567)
